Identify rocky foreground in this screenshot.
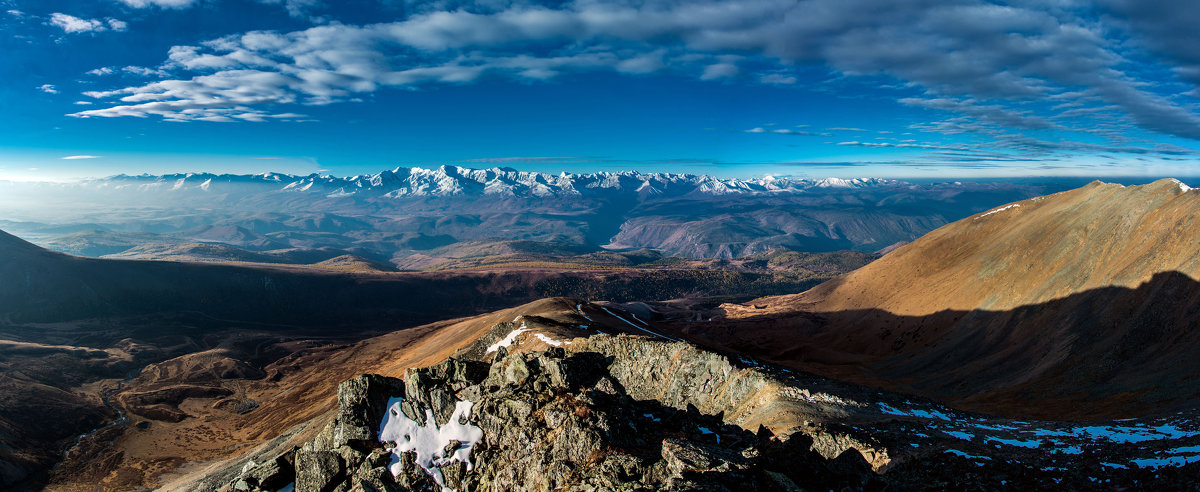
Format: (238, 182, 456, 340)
(199, 312, 1200, 491)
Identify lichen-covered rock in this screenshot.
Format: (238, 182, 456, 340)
(222, 336, 891, 492)
(295, 450, 344, 492)
(214, 322, 1200, 492)
(243, 452, 295, 491)
(313, 374, 406, 452)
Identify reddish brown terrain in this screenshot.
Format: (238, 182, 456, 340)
(14, 179, 1200, 489)
(46, 298, 659, 491)
(688, 179, 1200, 420)
(0, 227, 869, 489)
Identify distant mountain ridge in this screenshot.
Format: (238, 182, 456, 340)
(90, 166, 898, 198)
(0, 167, 1068, 261)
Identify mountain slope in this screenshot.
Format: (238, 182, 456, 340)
(0, 229, 868, 488)
(701, 179, 1200, 419)
(784, 178, 1200, 314)
(109, 298, 1200, 492)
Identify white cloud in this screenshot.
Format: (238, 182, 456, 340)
(61, 155, 101, 159)
(123, 65, 169, 77)
(49, 13, 126, 34)
(700, 62, 739, 80)
(258, 0, 322, 19)
(38, 84, 58, 94)
(759, 73, 796, 85)
(87, 67, 115, 76)
(745, 126, 830, 137)
(118, 0, 197, 8)
(50, 13, 105, 33)
(837, 140, 964, 151)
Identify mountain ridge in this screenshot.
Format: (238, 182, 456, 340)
(697, 178, 1200, 419)
(82, 166, 900, 199)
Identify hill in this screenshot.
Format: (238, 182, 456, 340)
(700, 178, 1200, 419)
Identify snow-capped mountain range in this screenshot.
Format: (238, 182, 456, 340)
(91, 166, 898, 199)
(0, 166, 1066, 262)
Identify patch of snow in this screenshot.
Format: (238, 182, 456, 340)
(534, 333, 568, 347)
(737, 356, 761, 367)
(1170, 178, 1192, 192)
(1058, 423, 1200, 443)
(944, 430, 974, 440)
(945, 449, 991, 461)
(971, 423, 1017, 431)
(1132, 454, 1200, 468)
(379, 397, 484, 492)
(985, 436, 1041, 448)
(698, 426, 720, 444)
(486, 323, 530, 353)
(575, 304, 593, 322)
(600, 306, 680, 341)
(1051, 445, 1083, 455)
(877, 402, 951, 421)
(977, 203, 1019, 218)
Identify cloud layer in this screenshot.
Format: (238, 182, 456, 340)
(69, 0, 1200, 153)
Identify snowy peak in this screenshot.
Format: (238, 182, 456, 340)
(84, 167, 902, 199)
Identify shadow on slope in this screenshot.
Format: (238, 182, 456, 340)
(684, 270, 1200, 421)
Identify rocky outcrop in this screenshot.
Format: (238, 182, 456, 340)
(221, 329, 1200, 491)
(223, 341, 884, 491)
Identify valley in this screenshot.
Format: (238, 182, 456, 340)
(2, 176, 1199, 490)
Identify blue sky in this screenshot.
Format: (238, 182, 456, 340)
(2, 0, 1200, 181)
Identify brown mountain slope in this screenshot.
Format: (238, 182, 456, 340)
(693, 179, 1200, 420)
(47, 298, 668, 491)
(0, 228, 863, 489)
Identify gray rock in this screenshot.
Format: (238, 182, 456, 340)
(295, 450, 344, 492)
(219, 332, 893, 492)
(313, 374, 405, 451)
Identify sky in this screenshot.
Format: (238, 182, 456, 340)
(2, 0, 1200, 181)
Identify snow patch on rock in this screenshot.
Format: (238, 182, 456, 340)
(486, 322, 531, 353)
(379, 397, 484, 491)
